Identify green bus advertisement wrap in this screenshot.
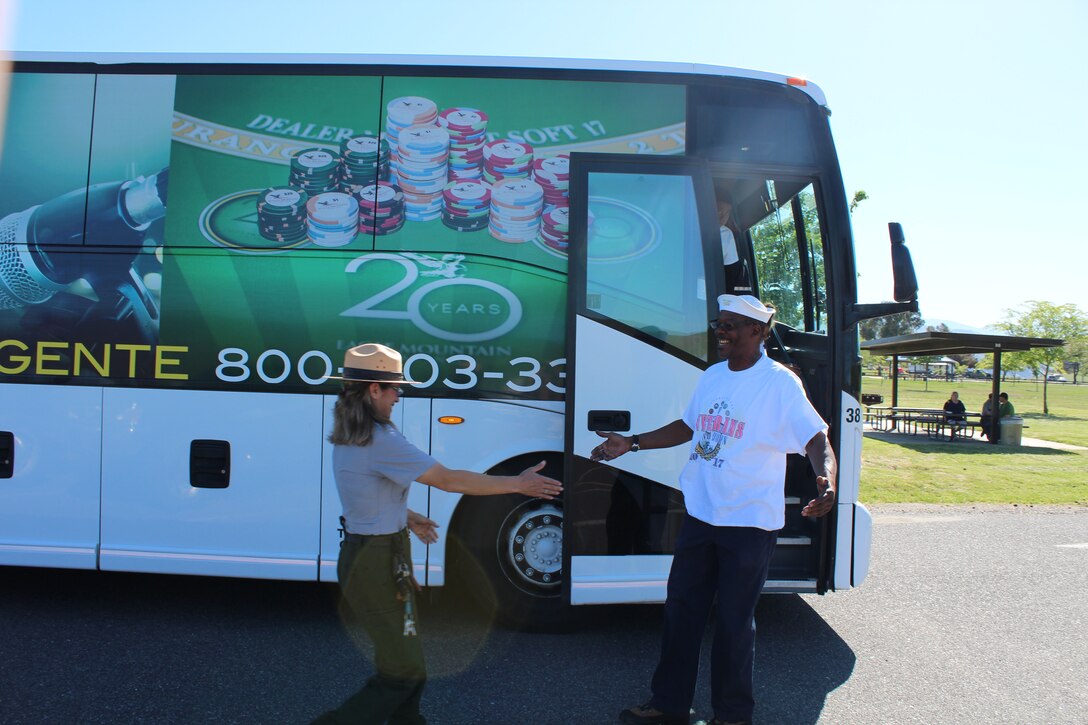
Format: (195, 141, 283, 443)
(0, 71, 686, 398)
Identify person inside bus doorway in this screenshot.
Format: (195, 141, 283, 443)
(715, 184, 753, 296)
(717, 196, 740, 268)
(591, 294, 837, 725)
(313, 343, 561, 725)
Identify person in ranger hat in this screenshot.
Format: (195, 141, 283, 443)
(313, 343, 562, 725)
(592, 295, 837, 725)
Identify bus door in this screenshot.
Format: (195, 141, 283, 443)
(564, 154, 723, 606)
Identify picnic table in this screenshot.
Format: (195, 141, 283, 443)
(864, 406, 985, 439)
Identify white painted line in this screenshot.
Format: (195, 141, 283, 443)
(1056, 543, 1088, 549)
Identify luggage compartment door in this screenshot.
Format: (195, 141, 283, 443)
(100, 388, 324, 580)
(0, 384, 102, 569)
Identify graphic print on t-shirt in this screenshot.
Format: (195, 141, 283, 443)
(693, 398, 746, 462)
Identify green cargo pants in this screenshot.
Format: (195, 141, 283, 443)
(313, 530, 426, 725)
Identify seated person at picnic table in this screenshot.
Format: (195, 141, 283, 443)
(980, 393, 994, 440)
(999, 392, 1015, 418)
(943, 391, 968, 440)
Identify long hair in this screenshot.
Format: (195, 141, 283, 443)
(327, 382, 392, 446)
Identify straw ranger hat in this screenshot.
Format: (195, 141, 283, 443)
(326, 343, 421, 384)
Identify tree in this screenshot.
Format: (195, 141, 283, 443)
(849, 189, 869, 214)
(924, 321, 975, 367)
(750, 190, 824, 329)
(859, 309, 924, 341)
(996, 301, 1088, 414)
(1066, 337, 1087, 384)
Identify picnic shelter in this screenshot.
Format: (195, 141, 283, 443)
(861, 331, 1064, 443)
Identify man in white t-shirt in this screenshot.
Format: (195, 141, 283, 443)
(592, 294, 837, 725)
(718, 197, 740, 267)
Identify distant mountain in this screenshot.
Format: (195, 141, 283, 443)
(921, 319, 1000, 335)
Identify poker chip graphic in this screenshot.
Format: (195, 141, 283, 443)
(533, 154, 570, 208)
(441, 179, 491, 232)
(396, 124, 450, 221)
(201, 189, 311, 254)
(289, 147, 340, 196)
(482, 139, 534, 184)
(340, 135, 390, 193)
(439, 107, 489, 181)
(256, 186, 308, 244)
(356, 181, 406, 236)
(203, 95, 670, 256)
(306, 191, 359, 247)
(538, 205, 569, 251)
(489, 178, 544, 243)
(385, 96, 439, 184)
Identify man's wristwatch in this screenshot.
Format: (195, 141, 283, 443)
(629, 434, 640, 452)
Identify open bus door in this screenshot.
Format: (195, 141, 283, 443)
(563, 153, 724, 606)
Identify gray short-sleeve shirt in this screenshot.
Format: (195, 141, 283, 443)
(333, 424, 437, 535)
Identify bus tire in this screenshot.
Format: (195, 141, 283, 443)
(452, 457, 572, 630)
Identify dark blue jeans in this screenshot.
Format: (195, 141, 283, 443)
(649, 515, 778, 723)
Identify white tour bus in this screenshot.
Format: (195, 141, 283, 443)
(0, 52, 918, 625)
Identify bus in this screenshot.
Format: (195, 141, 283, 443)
(0, 52, 918, 626)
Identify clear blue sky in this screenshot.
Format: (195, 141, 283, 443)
(3, 0, 1085, 329)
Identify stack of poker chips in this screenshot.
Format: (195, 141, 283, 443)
(438, 107, 489, 181)
(306, 191, 359, 247)
(385, 96, 439, 182)
(441, 179, 491, 232)
(396, 125, 450, 222)
(482, 139, 534, 184)
(489, 178, 544, 243)
(539, 206, 569, 252)
(339, 135, 390, 193)
(356, 182, 406, 236)
(289, 148, 340, 195)
(533, 154, 570, 208)
(256, 186, 309, 244)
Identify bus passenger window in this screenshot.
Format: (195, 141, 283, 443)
(749, 182, 827, 333)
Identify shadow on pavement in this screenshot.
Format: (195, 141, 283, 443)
(753, 594, 855, 725)
(0, 568, 854, 724)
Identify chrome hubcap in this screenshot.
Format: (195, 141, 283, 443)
(503, 504, 562, 590)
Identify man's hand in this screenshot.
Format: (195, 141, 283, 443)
(407, 510, 440, 544)
(801, 476, 836, 518)
(803, 431, 837, 518)
(590, 431, 632, 462)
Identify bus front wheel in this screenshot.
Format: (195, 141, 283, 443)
(452, 459, 572, 629)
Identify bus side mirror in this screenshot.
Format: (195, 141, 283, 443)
(889, 222, 918, 303)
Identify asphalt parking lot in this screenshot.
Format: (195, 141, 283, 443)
(0, 504, 1085, 724)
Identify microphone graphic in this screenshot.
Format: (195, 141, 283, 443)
(0, 169, 168, 311)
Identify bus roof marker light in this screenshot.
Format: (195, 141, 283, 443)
(438, 416, 465, 425)
(786, 77, 808, 87)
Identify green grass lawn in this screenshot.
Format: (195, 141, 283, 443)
(859, 378, 1088, 505)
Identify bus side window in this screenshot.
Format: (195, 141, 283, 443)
(749, 182, 827, 333)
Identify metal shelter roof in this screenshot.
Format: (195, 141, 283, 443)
(860, 331, 1064, 356)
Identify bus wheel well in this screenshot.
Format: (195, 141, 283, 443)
(446, 452, 571, 630)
